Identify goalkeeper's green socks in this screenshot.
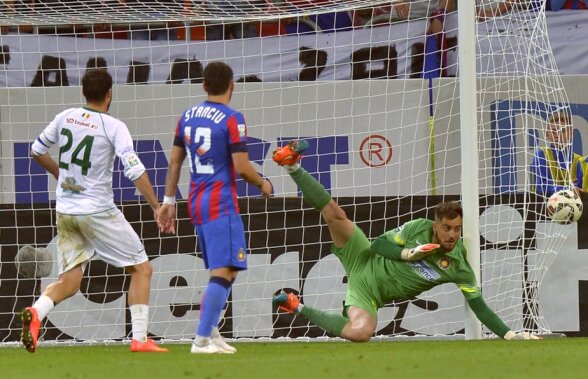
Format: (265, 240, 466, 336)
(288, 166, 332, 211)
(299, 306, 348, 337)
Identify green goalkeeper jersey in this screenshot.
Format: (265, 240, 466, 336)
(368, 218, 480, 307)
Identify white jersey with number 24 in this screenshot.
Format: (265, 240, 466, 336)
(31, 107, 146, 215)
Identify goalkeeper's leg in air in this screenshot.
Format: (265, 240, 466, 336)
(272, 140, 378, 342)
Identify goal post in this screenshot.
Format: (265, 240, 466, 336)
(457, 0, 482, 341)
(0, 0, 577, 345)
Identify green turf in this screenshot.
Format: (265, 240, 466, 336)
(1, 339, 587, 379)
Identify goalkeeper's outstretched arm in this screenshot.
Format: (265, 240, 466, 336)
(370, 234, 439, 261)
(370, 234, 405, 259)
(467, 296, 540, 340)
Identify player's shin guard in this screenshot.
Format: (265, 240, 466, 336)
(300, 306, 348, 337)
(289, 168, 332, 211)
(197, 276, 231, 338)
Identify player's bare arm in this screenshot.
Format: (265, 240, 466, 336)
(158, 145, 186, 234)
(30, 152, 59, 180)
(132, 172, 160, 221)
(232, 151, 272, 198)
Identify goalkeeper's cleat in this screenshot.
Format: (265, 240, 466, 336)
(272, 140, 309, 166)
(130, 338, 169, 353)
(190, 342, 224, 354)
(272, 291, 300, 314)
(20, 307, 40, 353)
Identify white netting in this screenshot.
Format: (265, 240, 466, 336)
(1, 0, 396, 24)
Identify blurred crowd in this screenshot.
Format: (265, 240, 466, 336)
(0, 0, 585, 40)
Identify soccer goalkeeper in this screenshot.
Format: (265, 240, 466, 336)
(272, 140, 540, 342)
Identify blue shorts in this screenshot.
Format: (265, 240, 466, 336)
(195, 213, 248, 270)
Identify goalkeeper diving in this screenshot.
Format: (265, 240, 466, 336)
(272, 140, 540, 341)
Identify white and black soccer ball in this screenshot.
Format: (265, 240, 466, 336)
(547, 189, 583, 224)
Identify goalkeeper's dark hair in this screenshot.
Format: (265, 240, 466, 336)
(203, 61, 233, 96)
(82, 69, 112, 103)
(435, 201, 463, 221)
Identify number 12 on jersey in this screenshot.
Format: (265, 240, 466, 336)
(185, 126, 214, 174)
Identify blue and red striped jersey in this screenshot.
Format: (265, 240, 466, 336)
(174, 100, 248, 225)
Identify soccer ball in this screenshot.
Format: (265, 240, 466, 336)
(546, 189, 583, 224)
(15, 245, 53, 278)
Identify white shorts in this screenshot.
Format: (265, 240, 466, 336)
(56, 207, 148, 274)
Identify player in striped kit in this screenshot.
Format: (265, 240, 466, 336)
(158, 61, 272, 353)
(22, 69, 167, 353)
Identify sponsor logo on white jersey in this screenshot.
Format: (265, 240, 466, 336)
(61, 177, 86, 193)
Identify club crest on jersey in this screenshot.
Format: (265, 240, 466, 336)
(237, 248, 246, 261)
(438, 257, 450, 270)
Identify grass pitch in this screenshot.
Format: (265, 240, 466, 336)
(1, 338, 587, 379)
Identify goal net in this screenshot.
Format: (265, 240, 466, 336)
(0, 0, 574, 344)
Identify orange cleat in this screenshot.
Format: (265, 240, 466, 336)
(20, 307, 40, 353)
(272, 291, 300, 314)
(272, 140, 309, 166)
(130, 338, 169, 353)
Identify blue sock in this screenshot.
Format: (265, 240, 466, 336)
(197, 276, 231, 338)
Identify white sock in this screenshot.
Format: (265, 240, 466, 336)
(284, 164, 300, 174)
(194, 335, 211, 347)
(33, 295, 54, 320)
(211, 327, 221, 339)
(129, 304, 148, 342)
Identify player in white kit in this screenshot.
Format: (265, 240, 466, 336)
(20, 69, 167, 353)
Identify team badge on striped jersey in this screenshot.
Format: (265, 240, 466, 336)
(237, 248, 246, 261)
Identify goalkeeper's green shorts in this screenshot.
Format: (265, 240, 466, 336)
(332, 225, 380, 318)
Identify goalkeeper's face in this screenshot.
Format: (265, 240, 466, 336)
(433, 216, 462, 252)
